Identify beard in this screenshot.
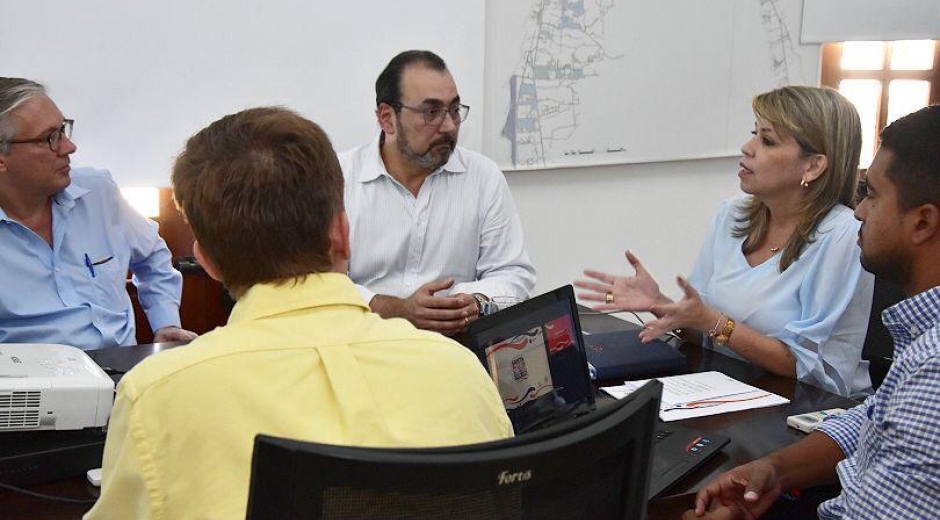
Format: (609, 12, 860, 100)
(395, 118, 456, 171)
(860, 241, 911, 290)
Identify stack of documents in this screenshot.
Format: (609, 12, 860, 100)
(602, 371, 789, 422)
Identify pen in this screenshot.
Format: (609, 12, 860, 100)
(84, 254, 114, 278)
(84, 254, 96, 278)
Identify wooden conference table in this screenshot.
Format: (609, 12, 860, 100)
(579, 311, 859, 518)
(0, 311, 858, 520)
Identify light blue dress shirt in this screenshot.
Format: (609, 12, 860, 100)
(688, 197, 874, 398)
(817, 286, 940, 519)
(339, 136, 536, 303)
(0, 168, 182, 350)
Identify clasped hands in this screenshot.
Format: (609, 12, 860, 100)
(575, 251, 721, 341)
(374, 279, 480, 335)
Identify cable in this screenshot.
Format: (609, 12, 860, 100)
(580, 310, 685, 343)
(579, 309, 646, 324)
(0, 481, 98, 504)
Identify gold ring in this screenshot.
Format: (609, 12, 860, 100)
(605, 292, 614, 304)
(464, 317, 471, 326)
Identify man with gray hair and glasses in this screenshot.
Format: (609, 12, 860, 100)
(0, 77, 195, 350)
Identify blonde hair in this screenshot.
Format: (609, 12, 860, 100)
(734, 86, 862, 271)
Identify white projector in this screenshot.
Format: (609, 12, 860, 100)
(0, 344, 114, 432)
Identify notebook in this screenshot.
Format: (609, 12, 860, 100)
(466, 285, 730, 499)
(584, 329, 687, 381)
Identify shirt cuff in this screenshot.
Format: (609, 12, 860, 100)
(452, 280, 521, 300)
(816, 403, 866, 456)
(144, 303, 182, 333)
(355, 284, 377, 306)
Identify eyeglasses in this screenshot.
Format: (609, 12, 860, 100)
(7, 119, 74, 152)
(393, 103, 469, 126)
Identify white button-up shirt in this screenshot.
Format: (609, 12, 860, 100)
(339, 136, 536, 304)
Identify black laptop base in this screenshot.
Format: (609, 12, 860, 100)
(648, 421, 729, 499)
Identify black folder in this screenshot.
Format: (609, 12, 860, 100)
(584, 329, 686, 381)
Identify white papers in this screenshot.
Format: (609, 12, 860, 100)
(602, 371, 789, 422)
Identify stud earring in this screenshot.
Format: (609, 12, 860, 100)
(800, 179, 809, 188)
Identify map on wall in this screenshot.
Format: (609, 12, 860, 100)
(484, 0, 820, 170)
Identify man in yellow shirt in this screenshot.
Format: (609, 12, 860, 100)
(85, 107, 513, 520)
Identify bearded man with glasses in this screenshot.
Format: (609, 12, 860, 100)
(339, 50, 536, 335)
(0, 77, 195, 350)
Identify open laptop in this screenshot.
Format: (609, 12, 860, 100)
(466, 285, 730, 499)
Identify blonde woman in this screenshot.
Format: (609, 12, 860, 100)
(577, 86, 874, 398)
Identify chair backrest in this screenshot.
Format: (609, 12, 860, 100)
(245, 381, 663, 520)
(862, 277, 906, 390)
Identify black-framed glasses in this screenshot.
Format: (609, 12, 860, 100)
(393, 103, 469, 126)
(8, 119, 74, 152)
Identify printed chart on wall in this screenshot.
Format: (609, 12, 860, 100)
(484, 0, 820, 170)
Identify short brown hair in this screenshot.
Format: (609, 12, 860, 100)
(172, 107, 344, 298)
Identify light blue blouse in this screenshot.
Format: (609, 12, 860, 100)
(688, 197, 874, 398)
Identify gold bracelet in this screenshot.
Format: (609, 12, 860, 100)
(708, 314, 726, 338)
(713, 317, 736, 345)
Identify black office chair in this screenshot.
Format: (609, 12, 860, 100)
(862, 277, 906, 390)
(245, 381, 663, 520)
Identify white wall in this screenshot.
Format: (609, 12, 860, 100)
(802, 0, 940, 42)
(506, 156, 742, 303)
(0, 0, 486, 187)
(0, 0, 773, 303)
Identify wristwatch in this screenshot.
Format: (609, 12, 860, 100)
(472, 293, 494, 316)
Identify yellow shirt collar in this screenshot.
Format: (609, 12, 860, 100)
(228, 273, 369, 324)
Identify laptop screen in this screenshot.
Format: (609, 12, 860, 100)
(467, 286, 595, 434)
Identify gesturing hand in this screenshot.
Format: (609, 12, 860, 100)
(575, 250, 670, 312)
(638, 276, 718, 342)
